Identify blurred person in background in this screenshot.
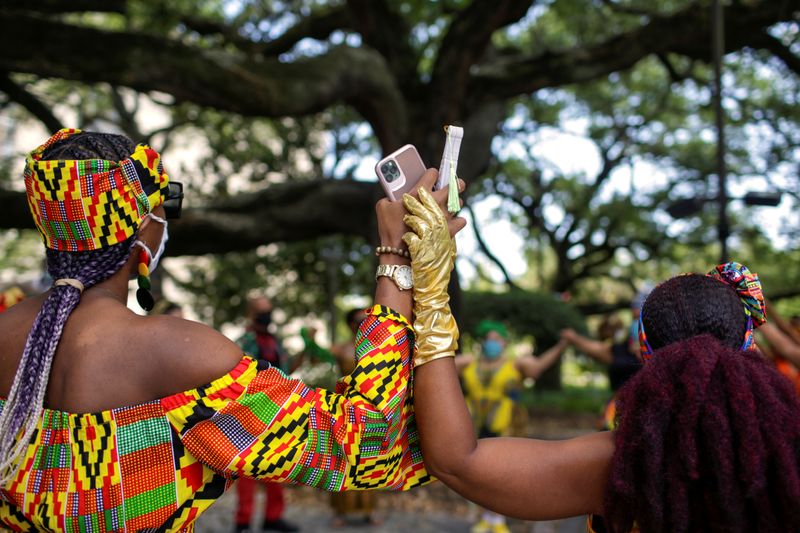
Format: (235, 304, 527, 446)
(758, 302, 800, 396)
(560, 286, 651, 429)
(455, 320, 569, 533)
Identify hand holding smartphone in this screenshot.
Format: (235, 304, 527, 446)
(375, 144, 427, 201)
(375, 126, 464, 202)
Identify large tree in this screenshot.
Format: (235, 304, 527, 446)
(0, 0, 797, 259)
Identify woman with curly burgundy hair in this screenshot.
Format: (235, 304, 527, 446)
(402, 192, 800, 533)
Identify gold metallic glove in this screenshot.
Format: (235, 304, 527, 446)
(402, 188, 459, 366)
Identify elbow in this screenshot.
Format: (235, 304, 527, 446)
(422, 451, 480, 495)
(422, 453, 450, 480)
(523, 366, 544, 380)
(422, 455, 462, 486)
(420, 442, 475, 484)
(529, 368, 544, 380)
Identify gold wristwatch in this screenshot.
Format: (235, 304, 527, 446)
(375, 264, 413, 290)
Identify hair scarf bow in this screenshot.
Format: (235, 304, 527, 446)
(638, 262, 766, 361)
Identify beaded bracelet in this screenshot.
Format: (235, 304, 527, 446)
(375, 245, 411, 259)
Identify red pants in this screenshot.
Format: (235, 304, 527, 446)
(235, 478, 285, 525)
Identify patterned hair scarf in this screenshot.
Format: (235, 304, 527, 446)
(638, 262, 766, 362)
(24, 128, 170, 251)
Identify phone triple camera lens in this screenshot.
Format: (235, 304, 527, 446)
(380, 160, 401, 182)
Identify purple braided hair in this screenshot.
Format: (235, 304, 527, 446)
(0, 132, 139, 483)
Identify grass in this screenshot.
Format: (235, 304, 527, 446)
(521, 384, 612, 415)
(519, 355, 613, 415)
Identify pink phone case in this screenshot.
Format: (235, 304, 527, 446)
(375, 144, 426, 201)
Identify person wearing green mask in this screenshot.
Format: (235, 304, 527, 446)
(454, 320, 569, 533)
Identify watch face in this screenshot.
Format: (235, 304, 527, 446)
(395, 265, 413, 290)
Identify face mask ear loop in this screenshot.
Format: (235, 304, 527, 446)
(133, 241, 155, 311)
(148, 213, 168, 225)
(146, 213, 168, 272)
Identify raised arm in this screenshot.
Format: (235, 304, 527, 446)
(561, 328, 613, 365)
(759, 322, 800, 367)
(515, 338, 570, 380)
(415, 358, 612, 518)
(765, 301, 800, 345)
(162, 184, 434, 492)
(404, 186, 612, 520)
(165, 306, 428, 490)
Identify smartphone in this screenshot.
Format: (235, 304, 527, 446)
(375, 144, 426, 201)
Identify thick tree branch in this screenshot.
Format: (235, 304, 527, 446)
(171, 179, 378, 255)
(344, 0, 419, 92)
(0, 179, 379, 256)
(0, 73, 62, 133)
(470, 0, 799, 102)
(179, 16, 262, 53)
(756, 31, 800, 75)
(428, 0, 533, 124)
(182, 7, 352, 57)
(599, 0, 659, 17)
(3, 0, 125, 14)
(258, 6, 353, 57)
(0, 13, 406, 151)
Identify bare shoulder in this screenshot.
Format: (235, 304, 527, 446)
(133, 314, 245, 398)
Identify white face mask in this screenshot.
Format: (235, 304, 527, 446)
(134, 213, 169, 272)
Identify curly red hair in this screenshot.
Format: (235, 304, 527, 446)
(604, 274, 800, 532)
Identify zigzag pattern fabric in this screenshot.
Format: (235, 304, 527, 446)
(24, 128, 170, 251)
(0, 306, 430, 532)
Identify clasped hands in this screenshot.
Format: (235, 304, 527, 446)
(376, 168, 466, 366)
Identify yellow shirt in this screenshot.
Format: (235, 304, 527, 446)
(461, 359, 521, 436)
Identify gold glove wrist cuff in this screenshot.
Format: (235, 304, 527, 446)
(413, 351, 456, 367)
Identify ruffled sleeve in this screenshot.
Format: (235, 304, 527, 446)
(163, 305, 431, 491)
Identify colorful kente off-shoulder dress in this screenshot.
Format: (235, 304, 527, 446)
(0, 306, 430, 532)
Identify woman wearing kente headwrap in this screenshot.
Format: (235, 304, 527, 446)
(402, 191, 800, 533)
(0, 129, 466, 532)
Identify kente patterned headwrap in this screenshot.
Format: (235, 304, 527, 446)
(24, 128, 170, 251)
(638, 262, 766, 361)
